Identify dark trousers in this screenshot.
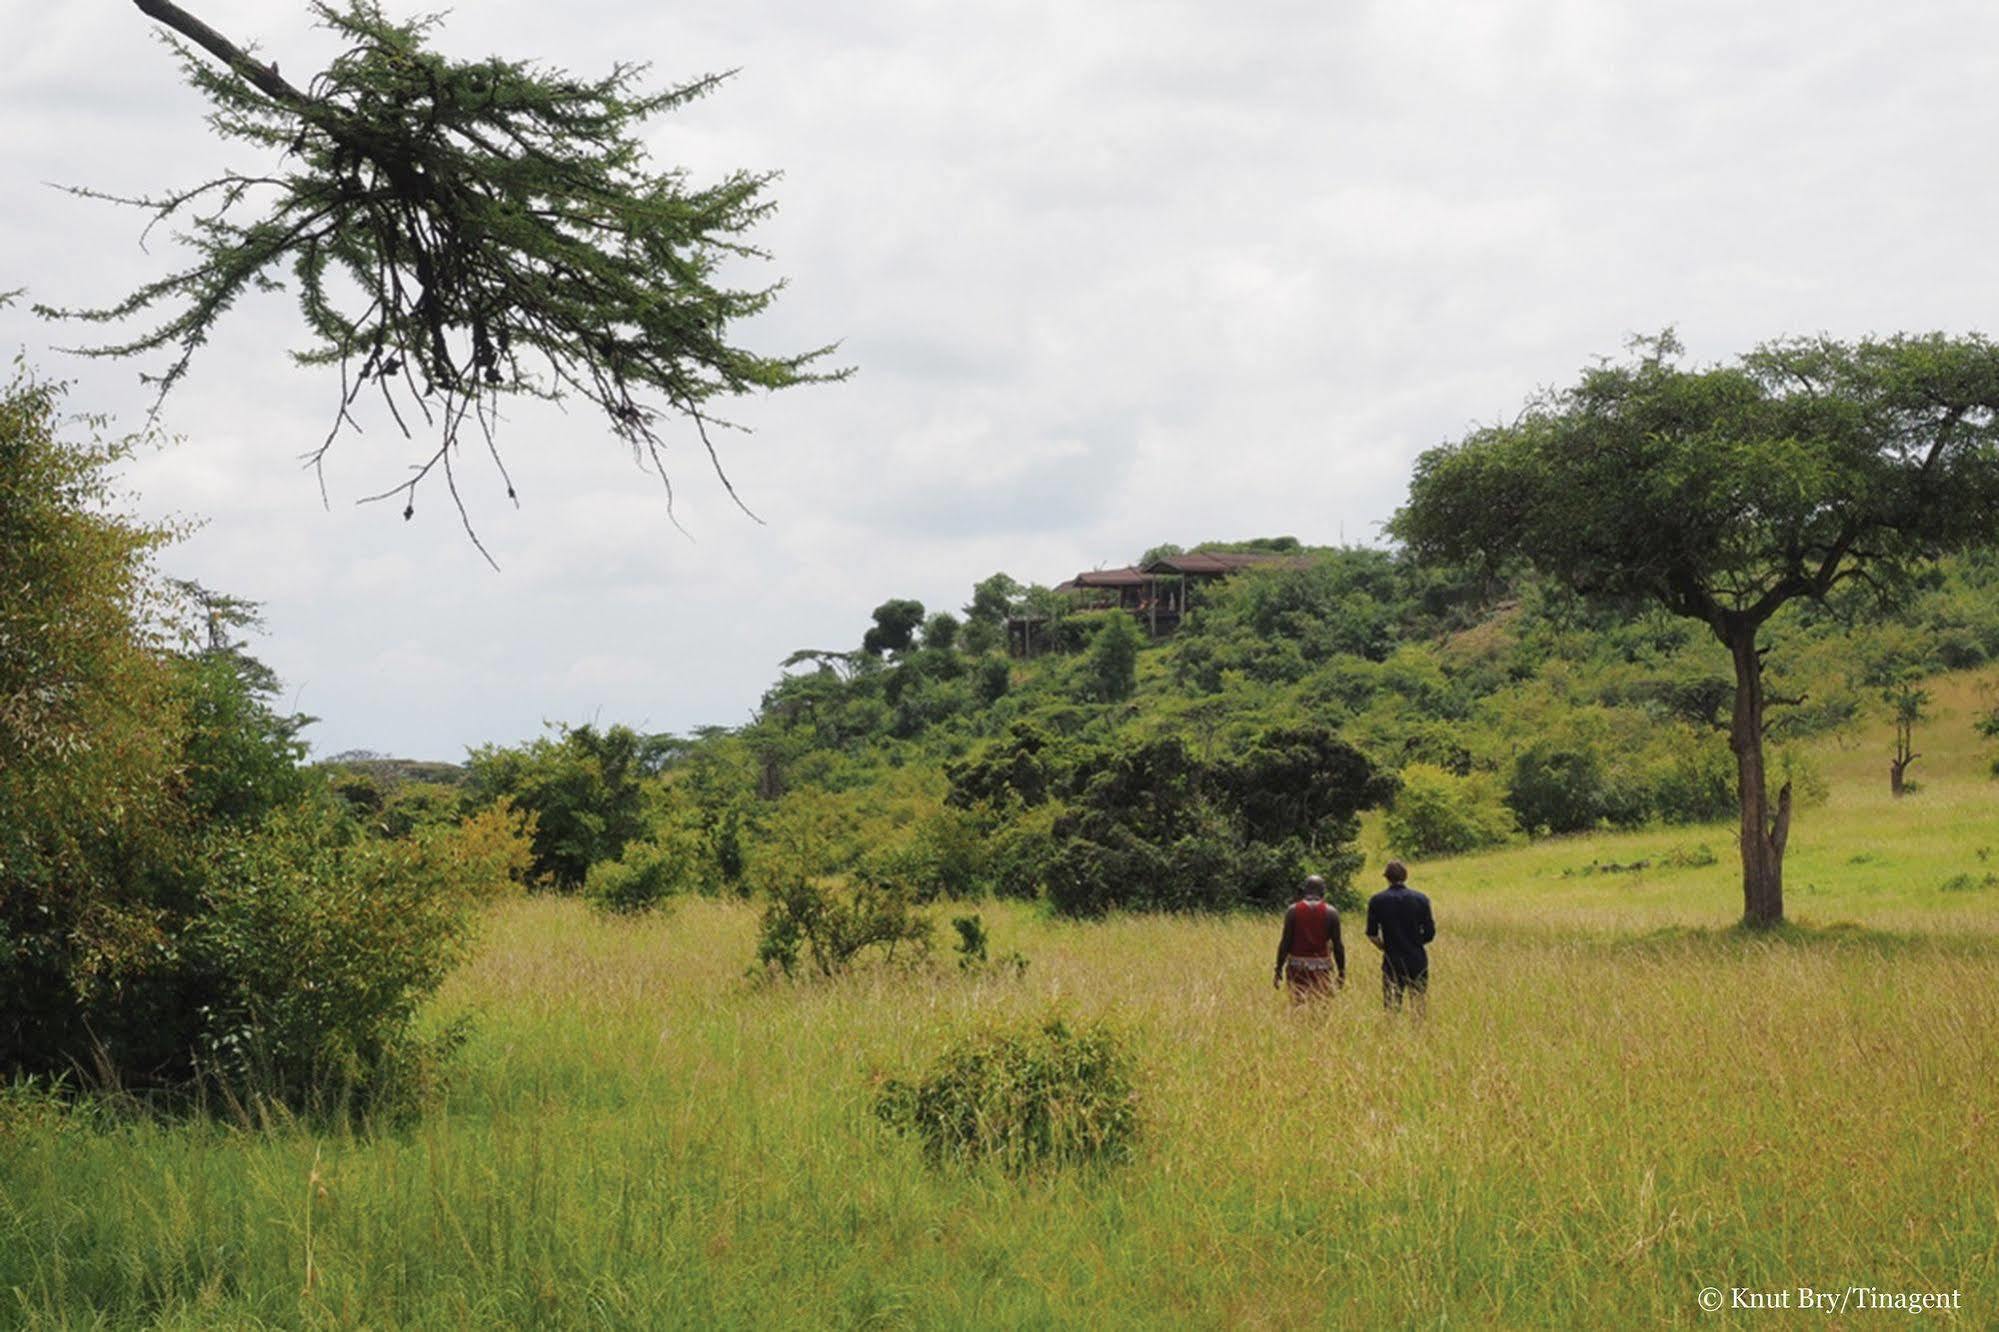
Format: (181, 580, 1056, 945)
(1382, 954, 1428, 1011)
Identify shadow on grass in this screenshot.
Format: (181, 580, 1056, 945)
(1605, 919, 1977, 959)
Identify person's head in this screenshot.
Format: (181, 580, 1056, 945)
(1301, 874, 1326, 901)
(1384, 860, 1408, 885)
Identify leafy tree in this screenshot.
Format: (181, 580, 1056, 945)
(861, 598, 926, 657)
(922, 611, 961, 653)
(945, 723, 1068, 811)
(960, 617, 1003, 656)
(2, 363, 516, 1104)
(1507, 744, 1614, 835)
(1, 367, 186, 1084)
(464, 722, 647, 888)
(44, 1, 841, 536)
(169, 591, 315, 825)
(964, 572, 1022, 627)
(1083, 610, 1141, 703)
(973, 654, 1012, 706)
(1045, 729, 1388, 916)
(1223, 724, 1397, 849)
(1884, 679, 1930, 796)
(1396, 333, 1999, 926)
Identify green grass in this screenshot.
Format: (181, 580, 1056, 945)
(5, 674, 1998, 1328)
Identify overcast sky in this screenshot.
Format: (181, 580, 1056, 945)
(5, 0, 1997, 759)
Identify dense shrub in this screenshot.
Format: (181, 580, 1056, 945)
(1646, 731, 1737, 825)
(755, 875, 932, 977)
(973, 655, 1012, 705)
(584, 829, 699, 914)
(984, 803, 1063, 900)
(1507, 744, 1612, 835)
(866, 806, 989, 902)
(1385, 764, 1516, 856)
(1082, 611, 1142, 703)
(0, 368, 525, 1113)
(189, 802, 520, 1113)
(874, 1014, 1138, 1170)
(174, 649, 314, 823)
(1038, 728, 1383, 916)
(1772, 749, 1830, 810)
(464, 722, 648, 889)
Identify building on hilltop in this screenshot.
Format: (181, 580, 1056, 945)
(1007, 551, 1313, 655)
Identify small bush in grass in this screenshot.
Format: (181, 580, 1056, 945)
(1940, 873, 1996, 893)
(874, 1014, 1138, 1170)
(755, 875, 932, 977)
(951, 914, 988, 966)
(585, 829, 698, 914)
(1659, 842, 1718, 870)
(950, 913, 1029, 976)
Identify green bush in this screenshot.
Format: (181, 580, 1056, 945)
(1646, 731, 1737, 825)
(375, 780, 465, 839)
(584, 830, 698, 914)
(1081, 611, 1142, 702)
(754, 875, 932, 977)
(1772, 749, 1831, 810)
(190, 802, 516, 1114)
(1508, 743, 1615, 835)
(984, 803, 1063, 900)
(863, 806, 990, 902)
(464, 722, 648, 889)
(950, 913, 988, 965)
(1385, 763, 1516, 857)
(874, 1014, 1138, 1170)
(3, 369, 519, 1114)
(1659, 842, 1718, 869)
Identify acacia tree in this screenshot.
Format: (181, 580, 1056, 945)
(1395, 333, 1999, 926)
(1885, 680, 1929, 797)
(38, 1, 841, 550)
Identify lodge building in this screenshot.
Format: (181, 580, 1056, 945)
(1007, 551, 1312, 655)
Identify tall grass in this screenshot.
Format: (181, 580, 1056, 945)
(4, 675, 1997, 1327)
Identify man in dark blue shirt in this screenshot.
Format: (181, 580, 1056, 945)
(1365, 860, 1435, 1012)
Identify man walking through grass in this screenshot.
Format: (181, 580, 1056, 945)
(1366, 860, 1435, 1013)
(1273, 874, 1346, 1002)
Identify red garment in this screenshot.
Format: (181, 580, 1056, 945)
(1288, 899, 1335, 957)
(1285, 960, 1334, 1002)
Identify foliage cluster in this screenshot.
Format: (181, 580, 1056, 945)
(874, 1014, 1139, 1170)
(0, 370, 527, 1111)
(464, 722, 653, 889)
(48, 0, 842, 530)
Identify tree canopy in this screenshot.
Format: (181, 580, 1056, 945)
(39, 1, 842, 544)
(1394, 332, 1999, 924)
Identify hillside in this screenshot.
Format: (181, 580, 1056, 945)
(496, 542, 1999, 927)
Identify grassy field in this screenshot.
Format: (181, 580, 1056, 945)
(4, 675, 1997, 1328)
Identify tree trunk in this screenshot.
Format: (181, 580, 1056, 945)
(1727, 627, 1790, 927)
(1890, 759, 1909, 797)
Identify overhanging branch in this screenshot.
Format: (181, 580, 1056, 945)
(130, 0, 310, 106)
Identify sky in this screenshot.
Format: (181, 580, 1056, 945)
(4, 0, 1998, 759)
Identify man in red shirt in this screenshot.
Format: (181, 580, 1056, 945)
(1273, 874, 1347, 1002)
